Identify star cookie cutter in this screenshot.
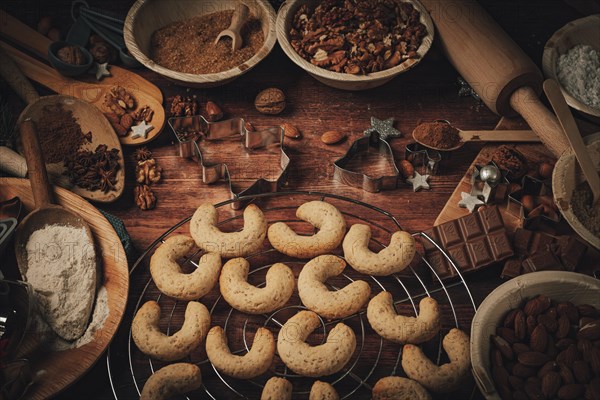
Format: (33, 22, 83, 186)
(333, 117, 402, 192)
(404, 143, 442, 175)
(507, 175, 561, 228)
(168, 115, 289, 210)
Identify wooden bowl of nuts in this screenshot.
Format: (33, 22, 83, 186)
(470, 271, 600, 400)
(276, 0, 434, 91)
(124, 0, 277, 88)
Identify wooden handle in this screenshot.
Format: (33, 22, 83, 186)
(419, 0, 543, 117)
(20, 119, 53, 208)
(510, 86, 569, 158)
(229, 3, 250, 33)
(0, 47, 40, 105)
(459, 130, 540, 142)
(0, 146, 27, 177)
(0, 10, 52, 58)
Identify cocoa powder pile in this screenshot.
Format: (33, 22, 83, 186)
(413, 121, 461, 149)
(37, 104, 88, 163)
(151, 10, 264, 74)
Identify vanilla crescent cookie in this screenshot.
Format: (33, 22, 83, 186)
(277, 310, 356, 377)
(132, 301, 210, 362)
(140, 363, 202, 400)
(205, 326, 275, 379)
(372, 376, 432, 400)
(310, 381, 339, 400)
(343, 224, 416, 276)
(367, 294, 441, 344)
(190, 203, 267, 258)
(261, 377, 292, 400)
(298, 255, 370, 319)
(219, 258, 295, 314)
(150, 235, 221, 300)
(268, 201, 346, 258)
(401, 328, 471, 393)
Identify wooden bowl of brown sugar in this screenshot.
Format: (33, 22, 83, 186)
(124, 0, 277, 88)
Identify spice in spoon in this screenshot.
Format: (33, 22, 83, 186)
(413, 121, 461, 150)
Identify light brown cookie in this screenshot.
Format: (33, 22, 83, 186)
(298, 255, 370, 319)
(277, 310, 356, 377)
(190, 203, 267, 258)
(132, 301, 210, 362)
(372, 376, 432, 400)
(343, 224, 416, 276)
(309, 381, 339, 400)
(205, 326, 275, 379)
(140, 363, 202, 400)
(401, 328, 471, 393)
(367, 294, 440, 344)
(219, 258, 294, 314)
(261, 377, 292, 400)
(268, 201, 346, 258)
(150, 235, 221, 300)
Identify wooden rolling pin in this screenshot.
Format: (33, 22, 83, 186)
(419, 0, 569, 158)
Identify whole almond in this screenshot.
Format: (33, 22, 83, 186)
(399, 160, 415, 179)
(577, 304, 598, 318)
(546, 307, 557, 320)
(572, 360, 590, 383)
(281, 123, 302, 139)
(580, 317, 596, 328)
(492, 349, 504, 367)
(513, 390, 528, 400)
(591, 348, 600, 376)
(513, 363, 537, 378)
(559, 363, 575, 384)
(513, 342, 530, 354)
(518, 351, 549, 367)
(492, 334, 514, 360)
(541, 371, 561, 398)
(588, 378, 600, 400)
(526, 315, 537, 337)
(509, 375, 525, 390)
(557, 315, 571, 339)
(537, 361, 558, 378)
(498, 327, 518, 344)
(245, 121, 256, 132)
(556, 338, 576, 350)
(515, 310, 527, 341)
(578, 320, 600, 340)
(493, 365, 510, 387)
(525, 296, 551, 316)
(538, 313, 558, 333)
(524, 378, 543, 400)
(578, 339, 593, 361)
(558, 302, 580, 324)
(557, 383, 585, 399)
(255, 88, 286, 115)
(206, 101, 224, 122)
(321, 130, 346, 145)
(504, 309, 519, 328)
(546, 337, 559, 359)
(530, 324, 548, 353)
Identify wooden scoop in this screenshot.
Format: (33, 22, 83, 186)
(214, 3, 250, 51)
(412, 121, 541, 152)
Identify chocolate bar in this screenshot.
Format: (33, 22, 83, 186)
(422, 206, 514, 279)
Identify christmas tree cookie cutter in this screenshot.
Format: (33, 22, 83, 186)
(168, 115, 289, 209)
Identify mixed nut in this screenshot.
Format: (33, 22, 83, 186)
(104, 86, 154, 137)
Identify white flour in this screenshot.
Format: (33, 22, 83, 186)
(557, 44, 600, 110)
(25, 224, 97, 341)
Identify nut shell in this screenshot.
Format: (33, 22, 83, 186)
(255, 88, 286, 115)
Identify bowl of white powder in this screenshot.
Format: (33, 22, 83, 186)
(542, 14, 600, 123)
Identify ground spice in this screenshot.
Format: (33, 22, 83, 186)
(571, 181, 600, 237)
(413, 121, 461, 149)
(37, 104, 88, 164)
(151, 10, 264, 74)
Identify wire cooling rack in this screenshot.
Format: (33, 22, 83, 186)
(107, 191, 478, 399)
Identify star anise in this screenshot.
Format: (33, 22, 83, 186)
(99, 169, 117, 192)
(134, 147, 153, 162)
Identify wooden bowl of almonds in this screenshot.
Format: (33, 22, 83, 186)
(124, 0, 277, 88)
(276, 0, 434, 90)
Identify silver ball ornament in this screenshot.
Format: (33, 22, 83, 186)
(480, 165, 500, 184)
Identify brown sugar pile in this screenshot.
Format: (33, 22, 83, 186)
(37, 104, 88, 164)
(571, 181, 600, 237)
(150, 10, 264, 74)
(413, 121, 461, 149)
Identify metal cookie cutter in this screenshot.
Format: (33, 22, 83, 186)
(168, 115, 289, 210)
(333, 117, 402, 193)
(405, 143, 442, 175)
(507, 175, 561, 228)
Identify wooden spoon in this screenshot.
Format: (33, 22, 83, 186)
(412, 120, 540, 152)
(544, 79, 600, 205)
(214, 3, 250, 52)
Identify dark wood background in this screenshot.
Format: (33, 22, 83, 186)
(1, 0, 597, 398)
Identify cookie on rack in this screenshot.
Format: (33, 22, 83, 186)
(219, 258, 295, 314)
(298, 255, 370, 319)
(342, 224, 416, 276)
(190, 203, 267, 258)
(367, 293, 440, 344)
(140, 363, 202, 400)
(277, 310, 356, 377)
(372, 376, 431, 400)
(268, 201, 346, 258)
(150, 235, 221, 300)
(310, 381, 339, 400)
(132, 300, 210, 362)
(205, 326, 275, 379)
(261, 377, 292, 400)
(402, 328, 471, 393)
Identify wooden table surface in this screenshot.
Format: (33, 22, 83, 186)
(1, 0, 596, 399)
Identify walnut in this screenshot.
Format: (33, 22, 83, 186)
(169, 95, 199, 117)
(57, 45, 86, 65)
(134, 184, 156, 210)
(136, 159, 162, 185)
(132, 105, 154, 123)
(104, 86, 136, 116)
(88, 34, 118, 64)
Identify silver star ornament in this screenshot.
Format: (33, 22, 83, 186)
(94, 62, 111, 81)
(458, 192, 484, 213)
(130, 120, 154, 140)
(407, 171, 430, 192)
(364, 117, 402, 140)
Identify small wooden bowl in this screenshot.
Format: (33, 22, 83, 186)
(471, 271, 600, 400)
(124, 0, 277, 88)
(542, 14, 600, 123)
(276, 0, 434, 91)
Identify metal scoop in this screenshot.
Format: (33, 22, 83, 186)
(412, 120, 541, 152)
(214, 3, 250, 52)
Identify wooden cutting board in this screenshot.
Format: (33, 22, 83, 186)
(0, 178, 129, 400)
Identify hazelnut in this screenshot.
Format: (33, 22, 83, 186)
(205, 101, 224, 122)
(255, 88, 286, 115)
(539, 162, 554, 179)
(521, 195, 535, 213)
(399, 160, 415, 179)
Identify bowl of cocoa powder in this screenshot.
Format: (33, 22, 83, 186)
(124, 0, 277, 88)
(276, 0, 434, 90)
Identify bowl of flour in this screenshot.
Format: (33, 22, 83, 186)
(542, 14, 600, 123)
